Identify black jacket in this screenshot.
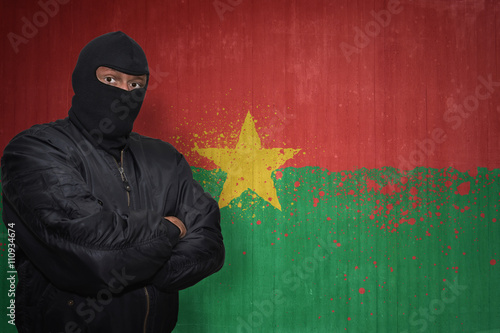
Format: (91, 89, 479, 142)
(1, 118, 224, 332)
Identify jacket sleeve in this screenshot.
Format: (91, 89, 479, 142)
(152, 153, 225, 291)
(1, 130, 180, 295)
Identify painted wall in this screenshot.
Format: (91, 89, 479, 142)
(0, 0, 499, 332)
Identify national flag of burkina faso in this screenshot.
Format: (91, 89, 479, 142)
(1, 0, 499, 332)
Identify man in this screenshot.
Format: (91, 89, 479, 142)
(1, 31, 224, 332)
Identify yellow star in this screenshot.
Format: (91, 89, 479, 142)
(193, 112, 300, 210)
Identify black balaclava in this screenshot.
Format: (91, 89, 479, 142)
(68, 31, 149, 159)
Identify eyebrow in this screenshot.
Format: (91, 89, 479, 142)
(100, 69, 147, 80)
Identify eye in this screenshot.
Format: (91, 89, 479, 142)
(103, 76, 116, 84)
(129, 82, 144, 90)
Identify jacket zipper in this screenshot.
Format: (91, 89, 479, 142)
(143, 287, 151, 333)
(116, 150, 151, 332)
(116, 150, 131, 207)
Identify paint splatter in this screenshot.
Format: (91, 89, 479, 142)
(457, 181, 470, 195)
(189, 166, 500, 332)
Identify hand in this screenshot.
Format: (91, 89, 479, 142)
(164, 216, 187, 238)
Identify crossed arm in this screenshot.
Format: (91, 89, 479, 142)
(1, 130, 224, 295)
